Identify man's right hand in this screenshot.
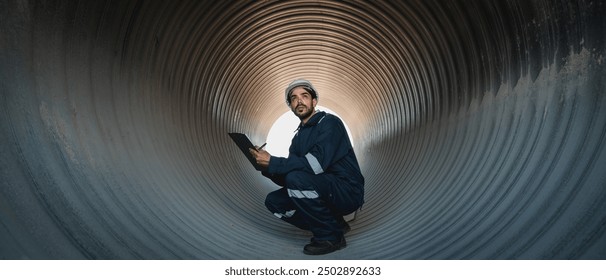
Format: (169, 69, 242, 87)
(249, 147, 271, 168)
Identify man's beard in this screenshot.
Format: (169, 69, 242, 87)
(294, 104, 314, 120)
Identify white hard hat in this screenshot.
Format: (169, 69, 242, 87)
(284, 79, 318, 106)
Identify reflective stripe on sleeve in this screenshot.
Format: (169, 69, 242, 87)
(305, 153, 324, 174)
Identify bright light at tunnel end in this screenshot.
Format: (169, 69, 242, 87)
(266, 106, 354, 157)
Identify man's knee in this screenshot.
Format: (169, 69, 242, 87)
(264, 193, 274, 211)
(284, 171, 312, 188)
(284, 171, 325, 200)
(265, 189, 285, 209)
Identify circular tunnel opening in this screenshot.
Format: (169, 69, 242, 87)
(1, 0, 605, 260)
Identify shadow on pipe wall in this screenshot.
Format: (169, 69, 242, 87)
(1, 0, 605, 259)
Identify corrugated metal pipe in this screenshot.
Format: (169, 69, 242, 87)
(1, 0, 605, 259)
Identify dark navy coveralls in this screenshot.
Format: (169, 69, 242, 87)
(263, 111, 364, 241)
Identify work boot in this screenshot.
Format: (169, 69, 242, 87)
(303, 236, 346, 255)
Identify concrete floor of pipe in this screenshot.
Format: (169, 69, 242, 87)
(1, 0, 605, 259)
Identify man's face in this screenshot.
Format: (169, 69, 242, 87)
(289, 87, 317, 121)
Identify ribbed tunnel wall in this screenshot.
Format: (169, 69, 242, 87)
(1, 0, 605, 259)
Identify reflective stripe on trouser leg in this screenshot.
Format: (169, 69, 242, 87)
(265, 188, 310, 230)
(284, 171, 342, 241)
(273, 209, 296, 219)
(287, 189, 319, 199)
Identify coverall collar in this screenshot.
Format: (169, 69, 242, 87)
(297, 110, 326, 130)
